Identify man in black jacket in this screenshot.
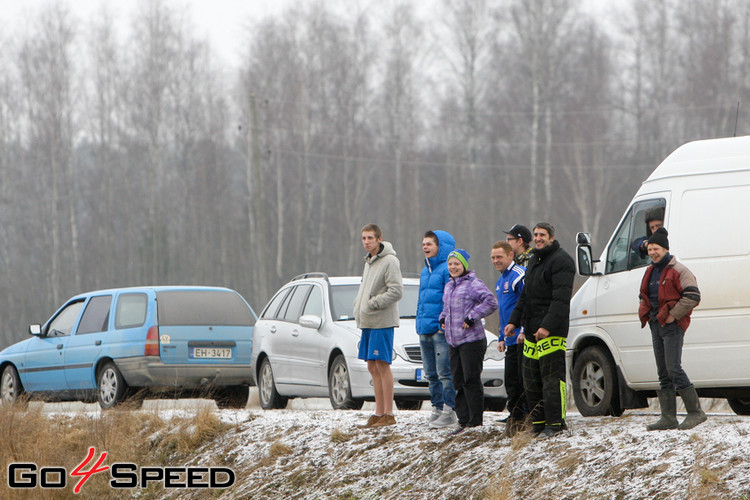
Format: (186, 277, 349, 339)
(505, 222, 575, 438)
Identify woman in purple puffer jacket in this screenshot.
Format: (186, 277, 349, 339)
(439, 249, 498, 433)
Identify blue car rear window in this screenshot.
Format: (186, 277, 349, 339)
(116, 293, 148, 329)
(156, 290, 255, 326)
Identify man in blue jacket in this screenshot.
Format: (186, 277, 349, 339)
(416, 230, 458, 428)
(492, 240, 527, 436)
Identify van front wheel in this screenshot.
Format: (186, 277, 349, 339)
(572, 346, 622, 417)
(727, 397, 750, 415)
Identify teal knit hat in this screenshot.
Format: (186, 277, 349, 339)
(447, 249, 470, 270)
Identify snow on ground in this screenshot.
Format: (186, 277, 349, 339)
(39, 398, 750, 499)
(183, 404, 750, 499)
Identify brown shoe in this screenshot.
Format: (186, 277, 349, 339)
(359, 414, 383, 428)
(371, 414, 396, 427)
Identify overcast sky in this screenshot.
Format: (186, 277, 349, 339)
(0, 0, 294, 67)
(0, 0, 624, 69)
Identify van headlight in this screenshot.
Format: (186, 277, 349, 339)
(485, 340, 504, 361)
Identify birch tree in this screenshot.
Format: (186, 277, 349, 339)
(19, 3, 78, 305)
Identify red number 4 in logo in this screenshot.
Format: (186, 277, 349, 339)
(70, 447, 109, 494)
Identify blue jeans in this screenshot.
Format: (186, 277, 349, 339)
(419, 332, 456, 409)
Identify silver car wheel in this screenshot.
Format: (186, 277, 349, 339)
(99, 367, 118, 406)
(259, 360, 274, 406)
(330, 361, 349, 407)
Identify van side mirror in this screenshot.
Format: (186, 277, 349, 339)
(575, 232, 600, 276)
(577, 245, 594, 276)
(29, 324, 42, 336)
(577, 232, 592, 245)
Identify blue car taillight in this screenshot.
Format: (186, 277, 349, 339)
(145, 326, 159, 356)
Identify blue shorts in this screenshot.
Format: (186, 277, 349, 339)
(358, 328, 394, 363)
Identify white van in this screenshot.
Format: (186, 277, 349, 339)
(569, 136, 750, 417)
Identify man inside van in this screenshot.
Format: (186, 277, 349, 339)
(505, 222, 575, 439)
(631, 207, 664, 259)
(354, 223, 403, 428)
(504, 224, 533, 268)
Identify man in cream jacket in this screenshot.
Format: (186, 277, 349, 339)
(354, 223, 403, 427)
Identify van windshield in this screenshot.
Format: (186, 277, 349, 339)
(156, 290, 255, 326)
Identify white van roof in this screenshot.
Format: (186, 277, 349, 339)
(646, 135, 750, 183)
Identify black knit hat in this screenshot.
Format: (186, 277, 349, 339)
(647, 227, 669, 250)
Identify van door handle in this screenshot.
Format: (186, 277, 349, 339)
(57, 344, 64, 349)
(270, 326, 277, 334)
(292, 330, 299, 337)
(95, 340, 102, 345)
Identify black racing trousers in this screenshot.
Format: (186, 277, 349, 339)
(449, 338, 486, 427)
(523, 336, 567, 427)
(504, 343, 527, 420)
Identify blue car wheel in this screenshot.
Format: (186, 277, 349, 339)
(97, 361, 127, 410)
(1, 365, 24, 406)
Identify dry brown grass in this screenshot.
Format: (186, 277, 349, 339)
(509, 429, 535, 451)
(0, 402, 236, 499)
(268, 441, 293, 458)
(481, 474, 516, 500)
(556, 449, 584, 474)
(330, 428, 353, 443)
(687, 466, 729, 499)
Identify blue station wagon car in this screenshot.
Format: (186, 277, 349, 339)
(0, 286, 256, 409)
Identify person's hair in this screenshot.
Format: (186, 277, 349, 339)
(361, 223, 382, 239)
(424, 230, 439, 246)
(644, 207, 665, 224)
(492, 241, 513, 254)
(534, 222, 555, 238)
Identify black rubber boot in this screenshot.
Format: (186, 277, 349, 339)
(678, 385, 707, 430)
(646, 389, 678, 431)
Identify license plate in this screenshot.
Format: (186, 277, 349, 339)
(191, 347, 232, 359)
(416, 368, 425, 382)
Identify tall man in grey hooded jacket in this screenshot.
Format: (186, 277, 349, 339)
(354, 224, 403, 427)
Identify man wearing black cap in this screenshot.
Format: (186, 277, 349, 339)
(504, 224, 533, 268)
(638, 227, 705, 431)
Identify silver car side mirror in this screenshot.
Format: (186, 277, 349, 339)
(299, 315, 323, 330)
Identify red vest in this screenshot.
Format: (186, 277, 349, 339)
(638, 261, 691, 331)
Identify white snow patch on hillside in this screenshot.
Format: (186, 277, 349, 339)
(173, 407, 750, 499)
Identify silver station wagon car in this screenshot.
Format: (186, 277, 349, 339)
(251, 274, 506, 411)
(0, 286, 256, 409)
